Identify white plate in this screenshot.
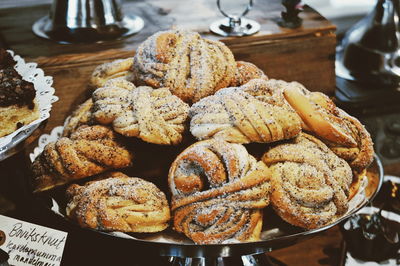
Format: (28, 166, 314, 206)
(0, 50, 58, 161)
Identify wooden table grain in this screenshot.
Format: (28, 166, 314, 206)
(0, 1, 345, 265)
(0, 0, 337, 95)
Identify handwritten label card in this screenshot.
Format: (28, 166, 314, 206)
(0, 215, 68, 266)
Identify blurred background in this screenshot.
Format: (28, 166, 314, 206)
(1, 0, 377, 37)
(304, 0, 376, 38)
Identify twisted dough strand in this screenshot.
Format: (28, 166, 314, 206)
(90, 57, 135, 89)
(92, 80, 189, 145)
(241, 79, 297, 107)
(62, 98, 95, 137)
(262, 133, 352, 229)
(190, 86, 301, 144)
(283, 82, 374, 171)
(230, 61, 268, 87)
(169, 139, 270, 244)
(32, 125, 133, 192)
(66, 172, 170, 232)
(133, 30, 236, 103)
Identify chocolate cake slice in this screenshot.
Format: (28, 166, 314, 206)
(0, 49, 39, 138)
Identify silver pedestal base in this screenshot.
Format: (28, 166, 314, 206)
(33, 14, 144, 44)
(210, 17, 260, 37)
(167, 254, 277, 266)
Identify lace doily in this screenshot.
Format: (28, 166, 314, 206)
(29, 125, 63, 162)
(0, 50, 58, 158)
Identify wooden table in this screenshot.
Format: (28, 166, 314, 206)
(0, 1, 346, 265)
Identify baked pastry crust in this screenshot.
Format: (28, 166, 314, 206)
(283, 83, 374, 171)
(66, 172, 170, 232)
(92, 80, 189, 145)
(189, 84, 301, 144)
(262, 133, 353, 229)
(90, 57, 135, 89)
(63, 78, 136, 137)
(231, 61, 268, 87)
(32, 125, 134, 192)
(62, 98, 94, 137)
(169, 139, 270, 244)
(132, 30, 236, 103)
(241, 79, 295, 107)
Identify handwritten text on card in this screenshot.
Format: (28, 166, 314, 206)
(0, 215, 68, 266)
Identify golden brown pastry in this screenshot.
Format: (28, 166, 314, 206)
(283, 82, 374, 171)
(32, 125, 133, 192)
(132, 29, 236, 103)
(90, 57, 134, 89)
(63, 78, 136, 137)
(230, 61, 268, 87)
(66, 172, 170, 232)
(262, 133, 353, 229)
(92, 81, 189, 145)
(189, 85, 301, 144)
(169, 139, 270, 244)
(240, 79, 296, 107)
(62, 98, 94, 137)
(348, 169, 367, 200)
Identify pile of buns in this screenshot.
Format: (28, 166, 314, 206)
(30, 30, 374, 244)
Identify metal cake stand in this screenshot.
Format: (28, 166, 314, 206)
(32, 155, 383, 266)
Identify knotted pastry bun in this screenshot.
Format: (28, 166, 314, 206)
(32, 125, 133, 192)
(230, 61, 268, 87)
(92, 79, 189, 145)
(90, 57, 135, 89)
(240, 79, 295, 107)
(169, 139, 270, 244)
(262, 133, 353, 229)
(66, 172, 170, 233)
(64, 78, 136, 137)
(132, 29, 236, 103)
(62, 98, 95, 137)
(189, 85, 301, 144)
(283, 83, 373, 171)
